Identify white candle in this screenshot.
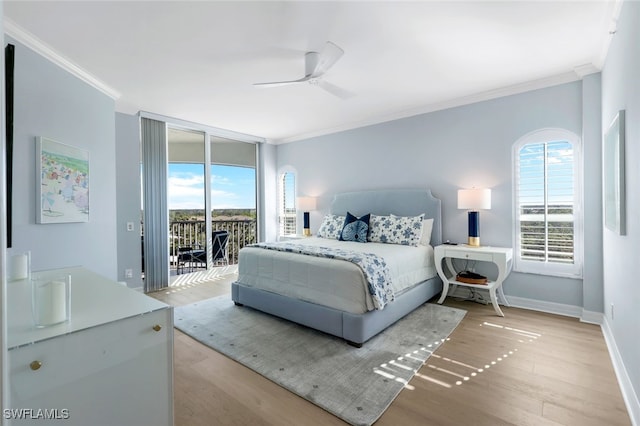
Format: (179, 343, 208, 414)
(48, 280, 67, 324)
(10, 252, 30, 281)
(33, 278, 68, 326)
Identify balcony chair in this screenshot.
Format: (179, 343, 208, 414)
(188, 230, 229, 270)
(176, 246, 194, 274)
(212, 230, 229, 266)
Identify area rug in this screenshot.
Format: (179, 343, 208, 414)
(174, 296, 466, 426)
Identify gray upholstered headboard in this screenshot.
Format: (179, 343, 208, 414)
(329, 188, 442, 246)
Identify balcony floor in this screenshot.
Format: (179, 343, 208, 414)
(169, 264, 238, 287)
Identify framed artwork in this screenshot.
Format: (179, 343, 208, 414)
(36, 137, 90, 224)
(603, 110, 625, 235)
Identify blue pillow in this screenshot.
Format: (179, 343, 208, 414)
(339, 212, 370, 243)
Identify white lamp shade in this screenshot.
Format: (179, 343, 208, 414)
(297, 196, 317, 211)
(458, 188, 491, 210)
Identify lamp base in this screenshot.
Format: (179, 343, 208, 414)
(303, 228, 311, 237)
(467, 211, 480, 247)
(468, 236, 480, 247)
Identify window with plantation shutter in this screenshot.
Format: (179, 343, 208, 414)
(513, 129, 583, 278)
(278, 171, 297, 237)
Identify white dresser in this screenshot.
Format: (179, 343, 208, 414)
(7, 267, 173, 426)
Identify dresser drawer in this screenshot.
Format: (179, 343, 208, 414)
(445, 249, 493, 262)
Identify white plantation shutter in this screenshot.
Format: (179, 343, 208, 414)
(513, 130, 582, 278)
(279, 172, 297, 236)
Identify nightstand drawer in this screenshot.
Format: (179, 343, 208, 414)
(445, 249, 493, 262)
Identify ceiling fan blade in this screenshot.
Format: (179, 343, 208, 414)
(310, 41, 344, 77)
(317, 80, 354, 100)
(253, 75, 312, 87)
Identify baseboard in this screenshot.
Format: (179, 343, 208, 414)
(601, 318, 640, 426)
(580, 309, 604, 325)
(451, 291, 603, 324)
(506, 296, 604, 325)
(505, 295, 583, 318)
(454, 291, 597, 322)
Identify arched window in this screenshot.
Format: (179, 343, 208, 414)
(278, 171, 296, 237)
(512, 129, 583, 278)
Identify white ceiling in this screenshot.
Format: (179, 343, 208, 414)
(4, 1, 619, 144)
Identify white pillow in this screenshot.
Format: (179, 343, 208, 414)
(316, 214, 345, 239)
(419, 218, 434, 246)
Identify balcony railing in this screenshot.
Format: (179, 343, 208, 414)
(169, 219, 257, 267)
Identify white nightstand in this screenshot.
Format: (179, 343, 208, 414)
(434, 244, 513, 316)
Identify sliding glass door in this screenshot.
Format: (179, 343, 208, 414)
(163, 128, 258, 279)
(140, 114, 263, 290)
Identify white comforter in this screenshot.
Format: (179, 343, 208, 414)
(237, 237, 436, 314)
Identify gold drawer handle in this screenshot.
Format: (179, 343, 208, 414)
(152, 324, 162, 332)
(30, 360, 42, 371)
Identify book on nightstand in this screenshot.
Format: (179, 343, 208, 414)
(456, 271, 488, 285)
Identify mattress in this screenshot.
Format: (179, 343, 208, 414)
(237, 237, 436, 314)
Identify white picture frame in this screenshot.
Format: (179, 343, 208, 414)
(36, 137, 90, 224)
(603, 110, 625, 235)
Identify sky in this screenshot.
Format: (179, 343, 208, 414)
(518, 141, 574, 205)
(168, 163, 256, 210)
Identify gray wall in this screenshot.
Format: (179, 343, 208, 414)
(601, 0, 640, 413)
(277, 80, 602, 310)
(6, 37, 117, 279)
(115, 113, 143, 288)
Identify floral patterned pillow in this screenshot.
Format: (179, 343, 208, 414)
(316, 214, 345, 239)
(368, 215, 389, 243)
(369, 213, 425, 246)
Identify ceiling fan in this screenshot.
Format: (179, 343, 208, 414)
(254, 41, 354, 99)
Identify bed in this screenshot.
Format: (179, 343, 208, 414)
(231, 188, 443, 346)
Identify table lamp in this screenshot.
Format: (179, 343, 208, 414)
(297, 196, 317, 237)
(458, 188, 491, 247)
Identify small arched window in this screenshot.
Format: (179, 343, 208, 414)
(278, 171, 296, 237)
(512, 129, 583, 278)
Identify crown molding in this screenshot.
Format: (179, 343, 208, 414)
(4, 18, 121, 100)
(573, 63, 600, 78)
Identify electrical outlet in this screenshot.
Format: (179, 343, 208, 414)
(126, 222, 135, 232)
(125, 269, 133, 279)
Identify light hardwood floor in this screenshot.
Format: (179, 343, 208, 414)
(150, 274, 631, 426)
